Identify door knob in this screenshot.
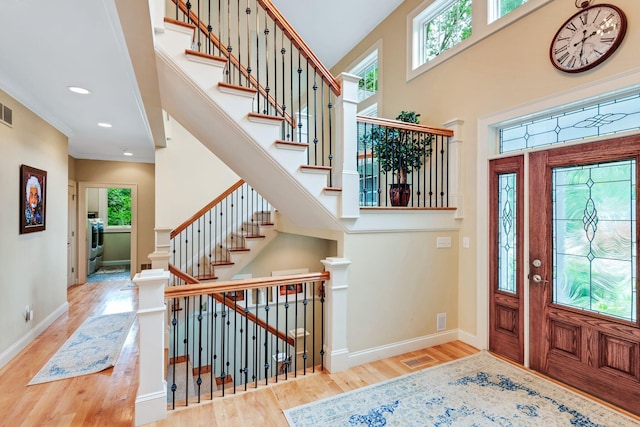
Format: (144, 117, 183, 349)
(531, 274, 549, 284)
(532, 259, 542, 268)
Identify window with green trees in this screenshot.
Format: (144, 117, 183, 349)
(107, 188, 131, 227)
(423, 0, 472, 62)
(491, 0, 527, 22)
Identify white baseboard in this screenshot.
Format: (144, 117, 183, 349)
(0, 302, 69, 370)
(348, 329, 459, 368)
(102, 260, 131, 267)
(457, 329, 480, 349)
(135, 384, 167, 426)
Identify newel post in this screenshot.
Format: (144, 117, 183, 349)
(320, 257, 351, 372)
(443, 119, 464, 218)
(148, 227, 172, 270)
(335, 73, 361, 220)
(134, 269, 169, 425)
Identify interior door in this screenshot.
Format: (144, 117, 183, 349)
(529, 136, 640, 415)
(489, 156, 524, 363)
(67, 183, 77, 287)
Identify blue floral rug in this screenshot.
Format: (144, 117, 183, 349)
(284, 351, 639, 426)
(28, 311, 136, 385)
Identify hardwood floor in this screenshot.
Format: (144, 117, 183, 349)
(2, 278, 635, 426)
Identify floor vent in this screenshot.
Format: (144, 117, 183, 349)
(0, 102, 13, 127)
(401, 354, 435, 369)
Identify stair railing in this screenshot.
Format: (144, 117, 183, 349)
(168, 0, 340, 187)
(170, 179, 272, 280)
(357, 116, 455, 207)
(165, 269, 328, 408)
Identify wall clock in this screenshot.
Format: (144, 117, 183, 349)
(549, 2, 627, 73)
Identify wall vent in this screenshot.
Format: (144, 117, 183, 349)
(0, 102, 13, 127)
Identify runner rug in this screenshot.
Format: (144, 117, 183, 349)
(284, 351, 638, 426)
(28, 311, 135, 385)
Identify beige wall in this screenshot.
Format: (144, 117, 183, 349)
(155, 116, 239, 229)
(344, 231, 458, 352)
(0, 89, 68, 357)
(73, 159, 155, 273)
(239, 232, 337, 278)
(332, 0, 640, 338)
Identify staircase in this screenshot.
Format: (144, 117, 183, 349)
(155, 19, 346, 232)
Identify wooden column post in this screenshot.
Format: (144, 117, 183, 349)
(320, 257, 351, 372)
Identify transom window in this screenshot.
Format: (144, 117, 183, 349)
(499, 92, 640, 154)
(348, 43, 381, 117)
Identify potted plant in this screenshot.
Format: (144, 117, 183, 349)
(365, 111, 432, 206)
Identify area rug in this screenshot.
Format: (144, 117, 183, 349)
(284, 351, 639, 426)
(87, 266, 131, 283)
(93, 265, 126, 274)
(28, 311, 136, 385)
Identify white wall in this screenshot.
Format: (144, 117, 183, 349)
(155, 115, 240, 228)
(0, 89, 68, 363)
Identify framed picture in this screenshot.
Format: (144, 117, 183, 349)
(272, 268, 309, 303)
(20, 165, 47, 234)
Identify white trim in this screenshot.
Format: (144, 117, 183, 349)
(0, 302, 68, 369)
(134, 385, 167, 426)
(476, 67, 640, 366)
(406, 0, 552, 81)
(346, 40, 382, 115)
(348, 329, 458, 367)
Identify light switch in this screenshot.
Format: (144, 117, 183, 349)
(436, 237, 451, 248)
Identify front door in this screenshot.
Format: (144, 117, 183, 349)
(528, 135, 640, 415)
(490, 135, 640, 415)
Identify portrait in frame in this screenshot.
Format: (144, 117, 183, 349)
(20, 165, 47, 234)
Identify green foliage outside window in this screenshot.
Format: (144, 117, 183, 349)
(499, 0, 527, 18)
(108, 188, 131, 226)
(423, 0, 472, 62)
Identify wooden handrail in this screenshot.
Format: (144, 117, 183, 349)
(257, 0, 341, 96)
(170, 179, 245, 239)
(166, 271, 330, 298)
(357, 115, 454, 137)
(169, 2, 298, 127)
(167, 264, 327, 347)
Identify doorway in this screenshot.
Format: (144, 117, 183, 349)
(489, 136, 640, 415)
(77, 182, 138, 284)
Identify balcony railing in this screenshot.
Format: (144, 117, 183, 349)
(168, 0, 340, 187)
(357, 116, 454, 207)
(165, 268, 328, 408)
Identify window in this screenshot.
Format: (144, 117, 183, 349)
(408, 0, 550, 80)
(488, 0, 528, 23)
(107, 188, 131, 227)
(421, 0, 472, 63)
(348, 43, 381, 117)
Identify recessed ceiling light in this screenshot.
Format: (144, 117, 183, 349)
(123, 151, 133, 157)
(97, 122, 112, 128)
(68, 86, 90, 95)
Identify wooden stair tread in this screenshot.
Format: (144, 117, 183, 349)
(185, 49, 228, 65)
(164, 17, 196, 31)
(228, 248, 250, 253)
(195, 274, 218, 280)
(211, 261, 234, 266)
(324, 187, 342, 192)
(218, 81, 257, 95)
(244, 235, 265, 239)
(247, 112, 285, 124)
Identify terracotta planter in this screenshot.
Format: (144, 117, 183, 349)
(389, 183, 411, 206)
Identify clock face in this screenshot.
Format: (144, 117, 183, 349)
(550, 4, 627, 73)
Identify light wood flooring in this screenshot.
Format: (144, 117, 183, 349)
(1, 276, 636, 426)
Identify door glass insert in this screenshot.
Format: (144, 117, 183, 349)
(552, 160, 637, 322)
(498, 172, 517, 294)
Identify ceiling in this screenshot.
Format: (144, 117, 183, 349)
(0, 0, 402, 164)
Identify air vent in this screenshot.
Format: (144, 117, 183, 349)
(0, 102, 13, 127)
(401, 354, 435, 369)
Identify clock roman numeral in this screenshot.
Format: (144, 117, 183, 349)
(592, 10, 602, 23)
(580, 13, 588, 26)
(565, 22, 578, 32)
(601, 36, 615, 44)
(554, 44, 568, 55)
(557, 52, 570, 65)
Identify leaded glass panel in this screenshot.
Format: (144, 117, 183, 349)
(552, 160, 637, 322)
(498, 173, 517, 293)
(500, 93, 640, 153)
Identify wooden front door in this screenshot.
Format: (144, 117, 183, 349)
(528, 136, 640, 415)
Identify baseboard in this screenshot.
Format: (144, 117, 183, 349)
(102, 260, 131, 267)
(135, 383, 167, 426)
(457, 329, 480, 349)
(0, 301, 69, 370)
(348, 329, 459, 368)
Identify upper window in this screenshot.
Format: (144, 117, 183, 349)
(421, 0, 472, 63)
(107, 188, 132, 227)
(408, 0, 550, 80)
(348, 43, 381, 117)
